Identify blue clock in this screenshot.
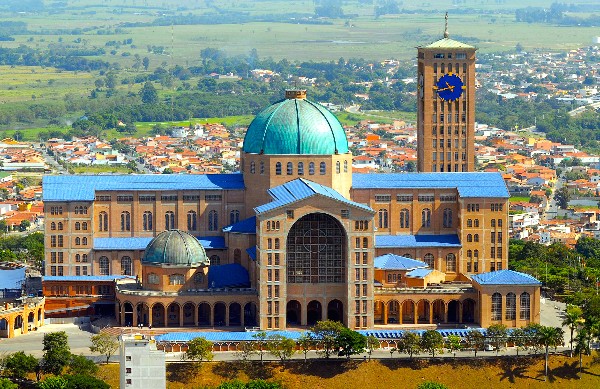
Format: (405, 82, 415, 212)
(434, 73, 464, 101)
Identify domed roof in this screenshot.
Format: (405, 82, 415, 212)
(142, 230, 209, 266)
(243, 90, 349, 155)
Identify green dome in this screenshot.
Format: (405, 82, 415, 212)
(243, 92, 349, 155)
(142, 230, 208, 266)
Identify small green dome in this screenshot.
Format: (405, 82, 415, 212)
(243, 91, 349, 155)
(143, 230, 208, 266)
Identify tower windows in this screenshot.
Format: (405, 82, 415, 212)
(275, 162, 281, 175)
(99, 211, 108, 231)
(421, 208, 431, 228)
(399, 209, 410, 228)
(320, 162, 326, 175)
(208, 210, 218, 231)
(120, 211, 131, 231)
(165, 211, 175, 230)
(287, 162, 293, 175)
(309, 162, 315, 175)
(187, 211, 197, 231)
(378, 209, 388, 229)
(298, 162, 304, 175)
(143, 211, 153, 231)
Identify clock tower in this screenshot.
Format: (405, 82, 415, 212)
(417, 13, 477, 173)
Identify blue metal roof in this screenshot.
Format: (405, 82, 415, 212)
(93, 236, 226, 251)
(42, 174, 245, 202)
(222, 216, 256, 234)
(471, 270, 541, 286)
(405, 268, 434, 278)
(255, 178, 373, 214)
(207, 264, 250, 288)
(0, 267, 26, 289)
(373, 254, 428, 270)
(375, 234, 461, 248)
(246, 246, 256, 260)
(43, 275, 135, 282)
(352, 172, 509, 198)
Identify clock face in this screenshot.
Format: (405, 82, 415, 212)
(434, 73, 464, 101)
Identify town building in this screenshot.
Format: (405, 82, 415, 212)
(119, 333, 166, 389)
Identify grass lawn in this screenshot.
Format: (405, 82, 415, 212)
(510, 196, 531, 203)
(71, 165, 134, 174)
(96, 353, 600, 389)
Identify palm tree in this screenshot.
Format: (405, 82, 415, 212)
(574, 328, 591, 378)
(562, 305, 583, 357)
(536, 326, 565, 380)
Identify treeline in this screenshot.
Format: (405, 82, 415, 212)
(516, 3, 600, 26)
(0, 232, 44, 266)
(0, 46, 110, 71)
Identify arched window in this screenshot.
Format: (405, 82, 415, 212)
(446, 253, 456, 272)
(467, 219, 472, 227)
(75, 237, 81, 245)
(75, 222, 81, 231)
(287, 162, 293, 175)
(58, 222, 63, 230)
(474, 219, 479, 227)
(275, 162, 282, 175)
(234, 249, 241, 264)
(121, 211, 131, 231)
(82, 222, 88, 230)
(121, 256, 132, 276)
(298, 162, 304, 175)
(165, 211, 175, 230)
(208, 210, 218, 231)
(474, 234, 479, 242)
(491, 219, 496, 228)
(250, 161, 255, 174)
(75, 254, 81, 262)
(51, 222, 56, 230)
(210, 255, 221, 266)
(320, 162, 326, 175)
(230, 210, 240, 225)
(143, 211, 153, 231)
(363, 238, 368, 248)
(474, 249, 479, 258)
(267, 238, 272, 249)
(498, 219, 503, 227)
(506, 292, 516, 320)
(309, 162, 315, 175)
(82, 237, 87, 245)
(99, 256, 110, 276)
(421, 208, 431, 228)
(336, 161, 341, 174)
(260, 161, 265, 174)
(378, 209, 388, 229)
(467, 234, 472, 242)
(344, 160, 348, 173)
(399, 209, 409, 228)
(274, 238, 280, 249)
(82, 254, 88, 262)
(169, 274, 185, 285)
(520, 292, 531, 320)
(491, 292, 502, 321)
(443, 208, 452, 228)
(148, 273, 159, 284)
(424, 253, 434, 268)
(187, 211, 197, 231)
(467, 250, 472, 258)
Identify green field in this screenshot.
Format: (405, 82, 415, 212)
(71, 165, 134, 174)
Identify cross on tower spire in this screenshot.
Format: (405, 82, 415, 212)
(444, 12, 449, 38)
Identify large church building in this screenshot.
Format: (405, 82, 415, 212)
(41, 33, 541, 331)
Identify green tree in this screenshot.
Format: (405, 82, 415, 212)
(89, 332, 119, 364)
(67, 354, 97, 376)
(38, 376, 68, 389)
(42, 331, 71, 375)
(562, 305, 583, 357)
(235, 341, 256, 363)
(398, 331, 421, 359)
(336, 328, 366, 359)
(184, 337, 214, 362)
(252, 331, 269, 363)
(266, 334, 296, 362)
(63, 374, 110, 389)
(4, 351, 38, 379)
(574, 327, 591, 377)
(445, 334, 462, 357)
(142, 57, 150, 71)
(0, 378, 17, 389)
(365, 335, 380, 361)
(465, 329, 485, 357)
(311, 320, 345, 358)
(535, 325, 565, 380)
(486, 324, 509, 355)
(139, 81, 158, 104)
(554, 187, 570, 209)
(509, 328, 528, 357)
(417, 382, 449, 389)
(297, 332, 315, 361)
(420, 330, 444, 358)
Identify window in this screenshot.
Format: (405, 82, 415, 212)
(397, 195, 413, 202)
(400, 209, 410, 228)
(117, 195, 133, 202)
(298, 162, 304, 175)
(161, 195, 178, 201)
(210, 255, 220, 265)
(446, 253, 456, 272)
(148, 273, 159, 284)
(230, 210, 240, 225)
(421, 208, 431, 228)
(474, 219, 479, 228)
(99, 256, 110, 276)
(491, 219, 496, 228)
(205, 194, 222, 201)
(121, 256, 132, 276)
(275, 162, 282, 175)
(467, 219, 472, 227)
(443, 208, 452, 228)
(169, 274, 184, 285)
(320, 162, 326, 175)
(250, 161, 255, 174)
(143, 211, 153, 231)
(58, 235, 63, 247)
(208, 210, 218, 231)
(506, 292, 516, 320)
(336, 161, 340, 174)
(424, 253, 434, 268)
(491, 292, 502, 321)
(287, 162, 293, 175)
(375, 195, 391, 202)
(498, 219, 503, 227)
(344, 160, 348, 173)
(520, 292, 531, 320)
(309, 162, 315, 175)
(341, 209, 349, 218)
(58, 222, 63, 230)
(51, 222, 56, 230)
(165, 211, 175, 230)
(75, 237, 81, 245)
(139, 195, 156, 202)
(498, 232, 503, 243)
(418, 195, 434, 202)
(187, 211, 197, 231)
(82, 222, 88, 230)
(491, 233, 495, 244)
(260, 161, 265, 174)
(121, 212, 131, 231)
(378, 209, 388, 229)
(82, 254, 88, 262)
(99, 212, 108, 231)
(82, 237, 87, 245)
(474, 234, 479, 242)
(274, 238, 280, 250)
(75, 222, 81, 231)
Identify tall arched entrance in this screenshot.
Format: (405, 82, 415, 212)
(286, 300, 301, 326)
(448, 300, 460, 323)
(327, 300, 343, 322)
(462, 299, 476, 323)
(244, 302, 257, 327)
(307, 300, 322, 326)
(198, 303, 211, 326)
(152, 303, 165, 327)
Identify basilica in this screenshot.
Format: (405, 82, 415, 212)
(39, 34, 541, 333)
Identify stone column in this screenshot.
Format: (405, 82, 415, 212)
(429, 303, 434, 324)
(444, 303, 449, 324)
(148, 306, 153, 327)
(383, 302, 388, 325)
(132, 307, 138, 327)
(413, 301, 418, 324)
(194, 303, 199, 326)
(163, 305, 167, 327)
(225, 304, 230, 326)
(179, 308, 184, 327)
(399, 302, 403, 325)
